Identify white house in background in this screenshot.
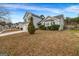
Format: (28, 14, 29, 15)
(23, 12, 64, 32)
(16, 22, 25, 30)
(39, 15, 64, 30)
(23, 12, 42, 32)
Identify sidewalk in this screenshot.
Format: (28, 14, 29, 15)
(0, 31, 24, 37)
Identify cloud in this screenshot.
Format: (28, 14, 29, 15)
(0, 4, 63, 14)
(1, 4, 79, 17)
(1, 4, 79, 23)
(64, 5, 79, 13)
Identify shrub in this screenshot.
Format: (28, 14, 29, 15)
(39, 25, 46, 30)
(46, 25, 60, 30)
(38, 23, 60, 31)
(51, 25, 60, 30)
(28, 16, 35, 34)
(46, 26, 51, 30)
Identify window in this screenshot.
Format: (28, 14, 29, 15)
(45, 22, 49, 27)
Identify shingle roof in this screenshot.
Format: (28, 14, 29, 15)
(38, 14, 64, 24)
(54, 14, 64, 19)
(23, 11, 42, 19)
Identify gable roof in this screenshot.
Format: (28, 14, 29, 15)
(40, 16, 53, 22)
(23, 12, 42, 19)
(38, 14, 64, 24)
(54, 14, 64, 19)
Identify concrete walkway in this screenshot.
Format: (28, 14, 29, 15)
(0, 31, 24, 37)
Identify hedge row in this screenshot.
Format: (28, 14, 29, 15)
(39, 25, 60, 30)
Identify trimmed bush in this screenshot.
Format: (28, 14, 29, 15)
(46, 25, 60, 30)
(51, 25, 60, 30)
(39, 25, 46, 30)
(46, 26, 51, 30)
(38, 23, 60, 30)
(28, 16, 35, 34)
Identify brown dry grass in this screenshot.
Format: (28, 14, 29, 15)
(0, 30, 79, 56)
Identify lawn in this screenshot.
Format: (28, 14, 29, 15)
(0, 30, 79, 56)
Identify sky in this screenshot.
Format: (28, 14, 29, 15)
(0, 3, 79, 23)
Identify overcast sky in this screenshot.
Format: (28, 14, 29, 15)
(0, 3, 79, 23)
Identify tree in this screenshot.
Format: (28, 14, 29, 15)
(0, 7, 10, 19)
(75, 17, 79, 23)
(0, 7, 11, 25)
(28, 16, 35, 34)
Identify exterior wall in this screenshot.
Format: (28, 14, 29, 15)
(23, 13, 42, 32)
(33, 16, 42, 28)
(59, 18, 64, 30)
(11, 24, 16, 28)
(24, 13, 32, 22)
(54, 19, 60, 25)
(41, 17, 64, 30)
(17, 23, 24, 30)
(0, 25, 2, 31)
(0, 25, 8, 32)
(44, 21, 53, 27)
(23, 23, 28, 32)
(4, 25, 9, 29)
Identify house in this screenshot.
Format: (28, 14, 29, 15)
(0, 17, 12, 32)
(23, 12, 64, 32)
(39, 15, 64, 30)
(16, 22, 25, 30)
(0, 25, 3, 32)
(10, 23, 16, 28)
(0, 24, 9, 32)
(23, 12, 42, 32)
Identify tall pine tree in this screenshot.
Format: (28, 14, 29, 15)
(28, 16, 35, 34)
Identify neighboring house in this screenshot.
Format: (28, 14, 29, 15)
(39, 15, 64, 30)
(0, 25, 4, 32)
(0, 17, 12, 32)
(23, 12, 42, 32)
(0, 24, 10, 32)
(10, 23, 17, 28)
(16, 22, 25, 30)
(11, 22, 29, 32)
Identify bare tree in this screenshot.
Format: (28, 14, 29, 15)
(0, 6, 11, 25)
(0, 7, 9, 17)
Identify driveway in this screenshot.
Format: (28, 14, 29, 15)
(0, 31, 24, 37)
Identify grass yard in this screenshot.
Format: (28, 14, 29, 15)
(0, 30, 79, 56)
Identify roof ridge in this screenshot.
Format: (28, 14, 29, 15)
(23, 11, 42, 19)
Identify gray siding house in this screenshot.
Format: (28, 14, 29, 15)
(23, 12, 64, 32)
(23, 12, 42, 32)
